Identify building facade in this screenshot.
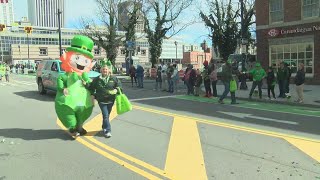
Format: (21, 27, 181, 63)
(0, 26, 151, 66)
(256, 0, 320, 83)
(28, 0, 65, 28)
(182, 44, 212, 69)
(0, 0, 14, 25)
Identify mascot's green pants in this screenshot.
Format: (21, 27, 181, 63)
(55, 72, 93, 130)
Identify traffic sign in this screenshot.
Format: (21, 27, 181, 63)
(24, 26, 33, 34)
(0, 24, 6, 32)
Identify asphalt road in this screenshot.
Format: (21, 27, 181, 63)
(0, 74, 319, 180)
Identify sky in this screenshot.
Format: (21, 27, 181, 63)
(13, 0, 210, 44)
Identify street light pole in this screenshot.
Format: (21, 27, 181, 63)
(57, 9, 62, 56)
(27, 33, 30, 60)
(174, 41, 178, 64)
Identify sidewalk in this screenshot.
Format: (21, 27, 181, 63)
(216, 81, 320, 108)
(120, 75, 320, 108)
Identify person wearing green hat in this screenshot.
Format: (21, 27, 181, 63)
(249, 62, 266, 99)
(218, 59, 237, 104)
(55, 35, 96, 138)
(86, 60, 122, 138)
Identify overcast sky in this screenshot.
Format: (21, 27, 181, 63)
(14, 0, 209, 44)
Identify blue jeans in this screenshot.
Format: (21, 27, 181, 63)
(98, 102, 114, 132)
(219, 81, 236, 103)
(168, 79, 174, 92)
(137, 76, 143, 88)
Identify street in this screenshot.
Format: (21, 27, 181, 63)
(0, 74, 320, 180)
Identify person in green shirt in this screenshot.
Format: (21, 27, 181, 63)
(249, 62, 266, 99)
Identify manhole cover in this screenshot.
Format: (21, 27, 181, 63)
(314, 100, 320, 103)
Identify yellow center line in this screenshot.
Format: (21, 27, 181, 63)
(133, 105, 320, 143)
(85, 136, 176, 179)
(165, 117, 208, 180)
(56, 119, 163, 180)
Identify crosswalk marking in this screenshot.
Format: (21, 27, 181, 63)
(0, 80, 36, 87)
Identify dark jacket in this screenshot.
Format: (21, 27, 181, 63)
(221, 64, 232, 82)
(136, 65, 144, 78)
(87, 75, 122, 103)
(156, 69, 162, 82)
(294, 70, 305, 86)
(129, 67, 136, 77)
(195, 74, 202, 87)
(267, 71, 276, 86)
(277, 67, 289, 81)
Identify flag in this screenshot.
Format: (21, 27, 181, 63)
(0, 0, 9, 3)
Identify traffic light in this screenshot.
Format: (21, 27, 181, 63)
(24, 26, 33, 34)
(0, 24, 6, 32)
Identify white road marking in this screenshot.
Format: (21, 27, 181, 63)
(218, 111, 299, 125)
(130, 95, 184, 102)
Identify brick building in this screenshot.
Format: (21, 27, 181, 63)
(182, 42, 212, 69)
(256, 0, 320, 83)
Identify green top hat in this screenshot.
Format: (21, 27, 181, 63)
(66, 35, 94, 59)
(100, 58, 114, 72)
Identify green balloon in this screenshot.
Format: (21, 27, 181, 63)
(55, 72, 94, 129)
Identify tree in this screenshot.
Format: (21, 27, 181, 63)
(143, 0, 193, 67)
(118, 0, 144, 58)
(81, 0, 122, 65)
(241, 0, 255, 52)
(200, 0, 239, 61)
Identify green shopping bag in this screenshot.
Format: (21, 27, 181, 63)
(230, 79, 237, 92)
(116, 87, 132, 115)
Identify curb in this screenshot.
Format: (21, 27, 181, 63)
(225, 96, 320, 108)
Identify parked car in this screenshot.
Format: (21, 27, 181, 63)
(36, 59, 100, 94)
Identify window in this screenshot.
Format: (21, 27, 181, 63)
(39, 48, 48, 56)
(269, 0, 283, 23)
(270, 43, 314, 75)
(303, 0, 320, 18)
(141, 49, 147, 56)
(94, 48, 100, 55)
(51, 62, 58, 71)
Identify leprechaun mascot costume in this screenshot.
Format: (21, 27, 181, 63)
(55, 35, 96, 138)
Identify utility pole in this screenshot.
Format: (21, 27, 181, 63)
(57, 9, 62, 56)
(240, 0, 244, 49)
(174, 41, 178, 64)
(27, 33, 30, 60)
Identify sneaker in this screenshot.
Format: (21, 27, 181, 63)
(78, 128, 87, 136)
(218, 100, 224, 104)
(105, 132, 112, 138)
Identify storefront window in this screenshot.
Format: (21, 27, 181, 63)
(303, 0, 319, 18)
(270, 43, 314, 75)
(270, 0, 284, 23)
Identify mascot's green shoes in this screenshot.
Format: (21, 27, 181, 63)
(54, 35, 96, 138)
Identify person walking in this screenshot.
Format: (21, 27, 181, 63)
(294, 63, 305, 103)
(194, 69, 202, 96)
(5, 65, 10, 82)
(266, 67, 276, 100)
(171, 64, 179, 93)
(218, 59, 236, 104)
(129, 65, 137, 87)
(249, 62, 266, 99)
(136, 65, 144, 88)
(155, 65, 162, 91)
(209, 64, 218, 97)
(277, 62, 288, 98)
(183, 64, 196, 95)
(160, 62, 167, 91)
(87, 65, 122, 138)
(202, 61, 212, 97)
